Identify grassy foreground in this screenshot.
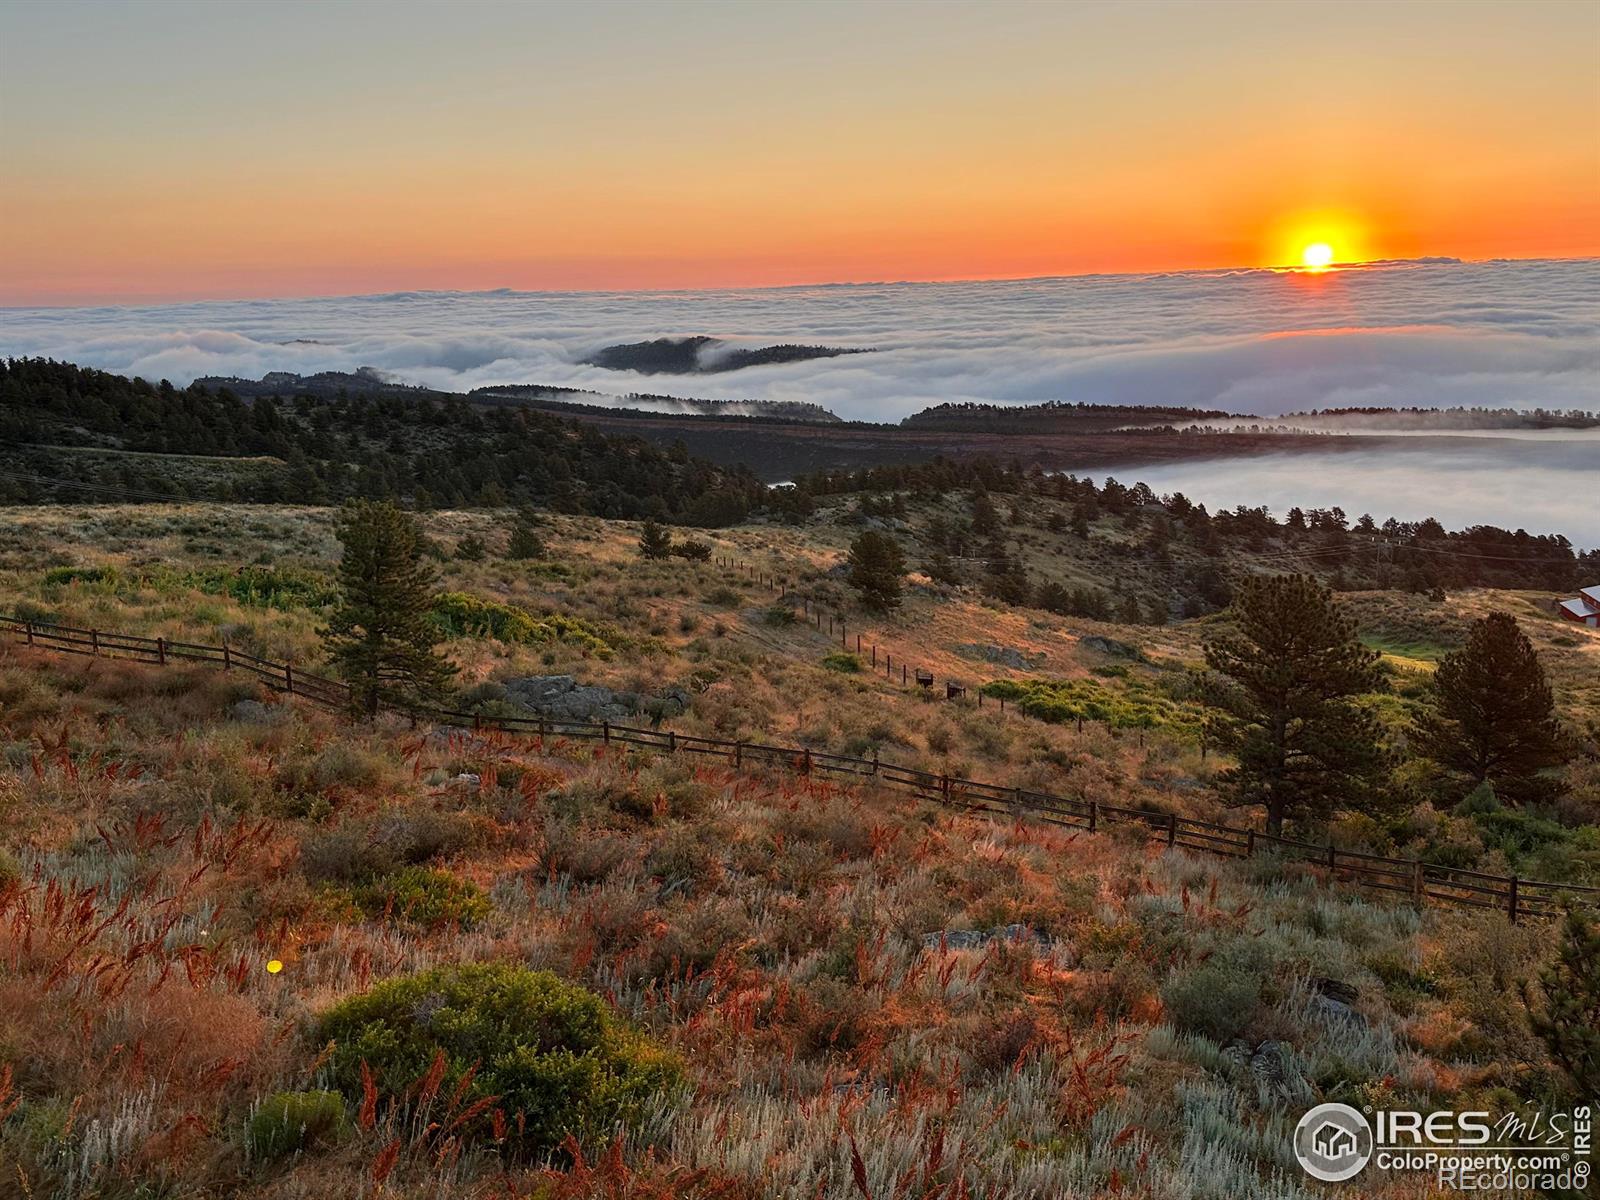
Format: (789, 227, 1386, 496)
(0, 503, 1594, 1198)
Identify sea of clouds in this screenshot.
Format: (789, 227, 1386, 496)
(6, 258, 1599, 543)
(4, 258, 1597, 423)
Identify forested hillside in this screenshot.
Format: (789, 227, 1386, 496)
(0, 358, 763, 523)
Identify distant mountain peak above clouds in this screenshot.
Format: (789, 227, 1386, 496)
(581, 336, 871, 375)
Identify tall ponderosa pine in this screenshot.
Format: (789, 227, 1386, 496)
(1417, 611, 1564, 803)
(846, 531, 907, 613)
(323, 500, 455, 716)
(1202, 574, 1387, 835)
(1528, 907, 1600, 1097)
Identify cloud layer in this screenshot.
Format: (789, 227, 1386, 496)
(4, 259, 1596, 423)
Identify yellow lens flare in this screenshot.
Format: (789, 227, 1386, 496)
(266, 959, 284, 974)
(1301, 242, 1335, 271)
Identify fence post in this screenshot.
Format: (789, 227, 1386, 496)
(941, 773, 950, 803)
(222, 639, 231, 671)
(802, 747, 811, 774)
(1246, 829, 1256, 857)
(156, 637, 166, 666)
(734, 741, 743, 768)
(1167, 812, 1177, 848)
(1508, 876, 1520, 924)
(1327, 843, 1336, 872)
(871, 748, 879, 776)
(872, 645, 877, 667)
(668, 730, 677, 754)
(25, 621, 34, 646)
(901, 664, 907, 685)
(1412, 859, 1424, 905)
(603, 721, 610, 746)
(91, 629, 100, 656)
(284, 662, 294, 694)
(856, 634, 861, 652)
(1088, 800, 1098, 833)
(473, 712, 482, 732)
(1076, 715, 1084, 734)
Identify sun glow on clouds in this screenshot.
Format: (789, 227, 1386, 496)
(2, 260, 1595, 426)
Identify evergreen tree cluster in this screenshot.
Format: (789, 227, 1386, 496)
(792, 455, 1593, 601)
(0, 358, 762, 524)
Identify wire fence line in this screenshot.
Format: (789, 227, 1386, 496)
(4, 612, 1595, 924)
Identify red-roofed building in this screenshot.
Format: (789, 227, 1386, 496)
(1559, 585, 1600, 628)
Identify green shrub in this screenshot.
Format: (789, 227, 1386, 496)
(821, 652, 862, 674)
(44, 565, 120, 587)
(981, 675, 1200, 733)
(763, 605, 797, 626)
(318, 963, 682, 1156)
(432, 592, 614, 658)
(246, 1090, 349, 1162)
(191, 564, 337, 610)
(703, 586, 743, 608)
(1161, 961, 1262, 1044)
(344, 866, 492, 927)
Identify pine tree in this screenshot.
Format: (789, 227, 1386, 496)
(1202, 574, 1387, 835)
(505, 509, 545, 560)
(322, 500, 455, 716)
(1528, 907, 1600, 1097)
(637, 519, 673, 560)
(1417, 611, 1564, 804)
(847, 531, 906, 612)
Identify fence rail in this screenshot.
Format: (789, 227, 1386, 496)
(4, 613, 1595, 923)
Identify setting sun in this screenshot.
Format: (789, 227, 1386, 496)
(1301, 242, 1336, 270)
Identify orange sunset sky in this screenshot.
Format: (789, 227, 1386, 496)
(1, 0, 1597, 306)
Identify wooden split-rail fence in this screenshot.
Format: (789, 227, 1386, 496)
(4, 613, 1595, 923)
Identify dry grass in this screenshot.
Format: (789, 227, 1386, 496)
(0, 502, 1592, 1197)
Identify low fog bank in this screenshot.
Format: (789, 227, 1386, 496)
(1107, 441, 1600, 550)
(3, 259, 1596, 423)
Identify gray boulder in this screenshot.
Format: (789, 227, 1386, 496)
(1079, 635, 1141, 659)
(500, 674, 689, 723)
(957, 643, 1044, 670)
(226, 699, 270, 723)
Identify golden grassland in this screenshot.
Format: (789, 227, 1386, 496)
(0, 503, 1596, 1198)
